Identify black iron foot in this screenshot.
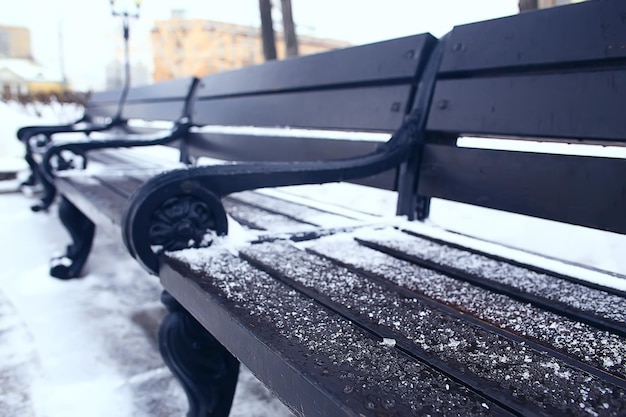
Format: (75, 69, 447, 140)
(159, 291, 240, 417)
(49, 197, 95, 279)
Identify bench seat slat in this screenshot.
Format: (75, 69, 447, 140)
(163, 234, 626, 417)
(355, 229, 626, 335)
(239, 241, 626, 417)
(306, 234, 626, 381)
(222, 198, 315, 231)
(162, 251, 514, 417)
(56, 177, 128, 229)
(228, 191, 364, 228)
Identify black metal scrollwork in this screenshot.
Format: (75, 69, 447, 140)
(122, 177, 229, 275)
(149, 195, 221, 252)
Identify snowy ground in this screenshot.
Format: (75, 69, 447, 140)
(1, 101, 626, 416)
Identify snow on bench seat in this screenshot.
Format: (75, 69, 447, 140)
(161, 224, 626, 417)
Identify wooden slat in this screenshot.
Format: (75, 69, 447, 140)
(187, 132, 397, 190)
(187, 132, 385, 161)
(194, 85, 412, 131)
(124, 78, 196, 101)
(417, 143, 626, 234)
(56, 177, 128, 230)
(161, 251, 513, 417)
(426, 70, 626, 141)
(86, 103, 120, 120)
(441, 0, 626, 73)
(196, 34, 435, 98)
(121, 101, 188, 122)
(121, 77, 196, 121)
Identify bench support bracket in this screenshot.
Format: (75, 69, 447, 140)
(50, 197, 95, 279)
(159, 291, 240, 417)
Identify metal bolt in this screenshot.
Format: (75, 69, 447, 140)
(404, 50, 415, 59)
(437, 100, 449, 110)
(391, 102, 402, 112)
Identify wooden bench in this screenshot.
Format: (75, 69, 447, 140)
(31, 1, 626, 416)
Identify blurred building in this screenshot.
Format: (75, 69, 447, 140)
(0, 25, 32, 60)
(0, 59, 64, 97)
(0, 25, 65, 98)
(151, 11, 350, 82)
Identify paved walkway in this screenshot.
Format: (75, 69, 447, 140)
(0, 190, 293, 417)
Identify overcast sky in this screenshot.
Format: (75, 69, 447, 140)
(2, 0, 519, 90)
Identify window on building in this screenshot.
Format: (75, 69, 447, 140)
(0, 31, 9, 57)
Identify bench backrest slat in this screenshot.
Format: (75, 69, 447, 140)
(415, 0, 626, 235)
(419, 144, 626, 234)
(192, 34, 435, 131)
(121, 77, 197, 122)
(439, 0, 626, 73)
(197, 35, 431, 97)
(426, 70, 626, 141)
(189, 132, 396, 189)
(84, 89, 124, 120)
(85, 77, 197, 123)
(193, 85, 412, 131)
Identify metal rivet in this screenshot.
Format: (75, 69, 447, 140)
(437, 100, 449, 110)
(404, 50, 415, 59)
(391, 102, 401, 112)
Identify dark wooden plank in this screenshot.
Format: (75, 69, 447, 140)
(228, 191, 363, 227)
(193, 85, 412, 131)
(222, 198, 314, 231)
(85, 89, 125, 119)
(196, 34, 436, 98)
(188, 132, 384, 161)
(441, 0, 626, 73)
(121, 101, 188, 122)
(120, 78, 197, 121)
(124, 78, 196, 101)
(56, 177, 128, 230)
(417, 144, 626, 234)
(87, 88, 124, 106)
(161, 251, 513, 417)
(240, 241, 626, 416)
(307, 233, 626, 381)
(187, 132, 397, 190)
(426, 70, 626, 141)
(86, 103, 120, 120)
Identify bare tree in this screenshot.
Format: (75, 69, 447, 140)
(281, 0, 298, 57)
(259, 0, 277, 61)
(519, 0, 539, 12)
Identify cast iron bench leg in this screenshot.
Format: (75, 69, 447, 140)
(159, 291, 240, 417)
(50, 197, 95, 279)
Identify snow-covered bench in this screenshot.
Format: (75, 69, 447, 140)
(33, 1, 626, 416)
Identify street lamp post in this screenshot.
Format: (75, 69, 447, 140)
(109, 0, 141, 111)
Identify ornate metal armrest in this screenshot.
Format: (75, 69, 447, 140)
(40, 121, 192, 181)
(122, 113, 424, 275)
